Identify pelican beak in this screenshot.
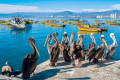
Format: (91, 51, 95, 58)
(103, 39, 108, 49)
(44, 38, 48, 47)
(50, 38, 53, 43)
(32, 42, 40, 57)
(93, 36, 97, 45)
(113, 35, 118, 46)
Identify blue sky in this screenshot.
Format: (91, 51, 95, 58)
(0, 0, 120, 13)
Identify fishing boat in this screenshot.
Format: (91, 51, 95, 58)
(78, 30, 107, 35)
(105, 20, 115, 24)
(45, 23, 54, 25)
(95, 22, 105, 25)
(72, 23, 79, 25)
(114, 20, 120, 22)
(9, 17, 31, 30)
(81, 24, 98, 28)
(94, 20, 101, 22)
(0, 22, 10, 25)
(109, 22, 120, 25)
(10, 26, 25, 30)
(40, 22, 45, 24)
(77, 27, 107, 32)
(51, 24, 65, 27)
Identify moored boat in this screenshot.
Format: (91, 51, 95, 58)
(77, 27, 107, 32)
(109, 22, 120, 25)
(51, 24, 65, 27)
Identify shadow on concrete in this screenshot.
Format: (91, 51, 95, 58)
(63, 77, 91, 80)
(56, 61, 71, 67)
(30, 69, 60, 80)
(82, 59, 118, 68)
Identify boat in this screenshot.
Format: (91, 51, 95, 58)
(72, 23, 79, 25)
(94, 20, 101, 22)
(77, 27, 107, 32)
(105, 20, 115, 24)
(45, 23, 54, 25)
(9, 17, 31, 30)
(81, 24, 98, 28)
(40, 22, 45, 24)
(114, 20, 120, 22)
(95, 22, 105, 25)
(51, 24, 65, 27)
(10, 26, 25, 30)
(109, 22, 120, 25)
(0, 22, 10, 25)
(78, 31, 107, 35)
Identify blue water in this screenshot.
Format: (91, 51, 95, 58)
(0, 18, 120, 72)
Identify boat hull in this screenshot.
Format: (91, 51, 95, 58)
(78, 27, 107, 32)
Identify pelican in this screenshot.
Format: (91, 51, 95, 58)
(77, 34, 85, 50)
(61, 32, 71, 62)
(69, 32, 76, 57)
(22, 37, 40, 79)
(1, 61, 13, 75)
(86, 33, 97, 62)
(93, 35, 108, 63)
(69, 32, 75, 45)
(44, 33, 60, 66)
(88, 33, 96, 49)
(70, 34, 85, 67)
(105, 33, 118, 59)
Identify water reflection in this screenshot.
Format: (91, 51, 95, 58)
(77, 31, 107, 35)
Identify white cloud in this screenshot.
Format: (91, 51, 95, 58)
(0, 4, 119, 13)
(0, 4, 41, 13)
(112, 4, 120, 9)
(81, 9, 112, 12)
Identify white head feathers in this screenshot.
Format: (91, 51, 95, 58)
(64, 32, 67, 34)
(110, 33, 114, 38)
(90, 33, 94, 36)
(101, 35, 104, 38)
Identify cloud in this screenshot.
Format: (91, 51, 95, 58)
(0, 4, 119, 13)
(0, 4, 41, 13)
(81, 9, 112, 12)
(112, 4, 120, 9)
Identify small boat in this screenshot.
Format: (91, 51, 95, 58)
(95, 22, 105, 25)
(78, 31, 107, 35)
(78, 27, 107, 32)
(105, 20, 115, 24)
(81, 24, 98, 28)
(94, 20, 101, 22)
(114, 20, 120, 22)
(45, 23, 54, 25)
(109, 22, 120, 25)
(72, 23, 79, 25)
(0, 22, 10, 25)
(51, 24, 65, 27)
(10, 26, 25, 30)
(40, 22, 45, 24)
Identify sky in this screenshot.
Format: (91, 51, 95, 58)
(0, 0, 120, 13)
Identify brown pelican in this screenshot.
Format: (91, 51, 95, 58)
(88, 33, 96, 49)
(44, 33, 60, 66)
(22, 37, 40, 79)
(86, 33, 97, 62)
(69, 32, 75, 45)
(1, 61, 13, 75)
(93, 35, 108, 63)
(70, 34, 85, 67)
(61, 32, 71, 62)
(105, 33, 118, 59)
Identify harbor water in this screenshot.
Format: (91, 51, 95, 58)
(0, 18, 120, 72)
